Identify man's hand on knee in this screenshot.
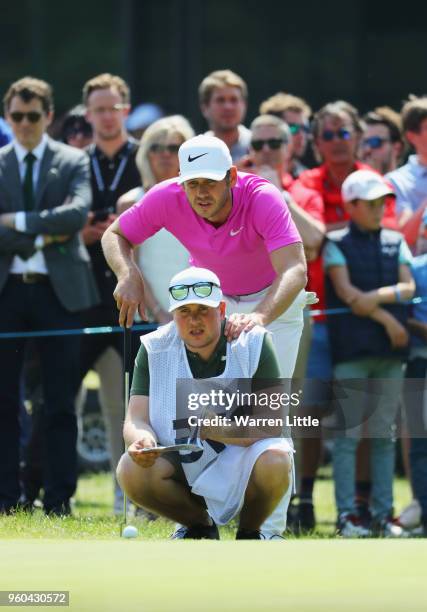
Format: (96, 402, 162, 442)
(128, 438, 160, 468)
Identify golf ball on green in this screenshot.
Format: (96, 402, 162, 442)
(122, 525, 138, 538)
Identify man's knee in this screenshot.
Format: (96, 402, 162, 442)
(116, 453, 174, 504)
(251, 449, 292, 495)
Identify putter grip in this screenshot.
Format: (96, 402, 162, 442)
(123, 326, 132, 374)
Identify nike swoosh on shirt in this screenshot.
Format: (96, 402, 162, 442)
(188, 153, 208, 162)
(230, 227, 244, 236)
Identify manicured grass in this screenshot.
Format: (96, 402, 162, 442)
(0, 468, 413, 540)
(0, 470, 423, 611)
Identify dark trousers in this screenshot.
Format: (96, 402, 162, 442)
(405, 357, 427, 521)
(79, 303, 124, 381)
(0, 276, 81, 511)
(79, 302, 139, 385)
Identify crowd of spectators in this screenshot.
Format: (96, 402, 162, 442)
(0, 69, 426, 537)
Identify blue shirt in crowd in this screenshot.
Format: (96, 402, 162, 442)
(410, 254, 427, 358)
(387, 155, 427, 215)
(0, 118, 12, 147)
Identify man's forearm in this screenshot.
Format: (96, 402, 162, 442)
(253, 263, 307, 326)
(123, 417, 157, 448)
(200, 422, 264, 447)
(369, 307, 395, 326)
(288, 200, 325, 251)
(0, 227, 36, 258)
(200, 415, 282, 446)
(375, 281, 416, 304)
(101, 224, 139, 280)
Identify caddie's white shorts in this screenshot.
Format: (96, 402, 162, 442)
(223, 288, 306, 536)
(191, 438, 294, 526)
(224, 288, 306, 378)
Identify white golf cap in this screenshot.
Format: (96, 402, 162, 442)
(341, 170, 394, 203)
(168, 267, 223, 312)
(177, 135, 232, 184)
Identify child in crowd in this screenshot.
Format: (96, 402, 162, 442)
(324, 170, 415, 537)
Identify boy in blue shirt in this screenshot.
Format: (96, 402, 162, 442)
(324, 170, 415, 537)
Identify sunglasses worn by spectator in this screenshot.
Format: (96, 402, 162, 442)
(321, 128, 352, 142)
(362, 136, 390, 149)
(288, 123, 310, 135)
(150, 144, 180, 154)
(91, 104, 128, 115)
(169, 282, 219, 301)
(65, 126, 93, 139)
(251, 138, 286, 151)
(9, 111, 43, 123)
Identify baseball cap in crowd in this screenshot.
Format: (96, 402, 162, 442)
(177, 135, 232, 184)
(126, 103, 163, 132)
(341, 170, 394, 203)
(168, 267, 223, 312)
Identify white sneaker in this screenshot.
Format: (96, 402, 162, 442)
(264, 533, 286, 540)
(337, 513, 371, 537)
(399, 499, 421, 529)
(375, 518, 407, 538)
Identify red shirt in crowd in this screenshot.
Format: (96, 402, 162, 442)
(282, 172, 326, 320)
(291, 162, 398, 320)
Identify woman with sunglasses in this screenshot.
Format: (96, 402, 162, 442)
(117, 115, 194, 324)
(60, 105, 93, 150)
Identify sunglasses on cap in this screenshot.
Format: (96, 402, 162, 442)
(150, 143, 180, 154)
(362, 136, 390, 149)
(169, 282, 219, 301)
(288, 123, 310, 135)
(251, 138, 286, 151)
(9, 111, 43, 123)
(321, 128, 352, 142)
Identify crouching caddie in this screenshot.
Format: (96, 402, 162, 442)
(117, 267, 294, 539)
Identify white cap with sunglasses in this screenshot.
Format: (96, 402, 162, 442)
(341, 170, 394, 203)
(168, 267, 223, 312)
(177, 135, 232, 184)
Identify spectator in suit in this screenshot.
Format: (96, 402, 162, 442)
(0, 76, 98, 516)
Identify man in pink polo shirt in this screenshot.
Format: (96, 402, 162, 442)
(102, 135, 311, 538)
(102, 134, 309, 379)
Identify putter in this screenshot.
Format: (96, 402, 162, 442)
(121, 325, 132, 536)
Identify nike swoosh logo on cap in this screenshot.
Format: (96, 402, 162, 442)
(188, 153, 208, 162)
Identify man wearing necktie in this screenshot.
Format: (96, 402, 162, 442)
(0, 77, 99, 516)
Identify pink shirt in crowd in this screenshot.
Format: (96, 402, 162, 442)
(119, 172, 301, 295)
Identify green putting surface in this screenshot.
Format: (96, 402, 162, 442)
(1, 540, 426, 611)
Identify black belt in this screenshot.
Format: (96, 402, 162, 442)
(10, 273, 50, 284)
